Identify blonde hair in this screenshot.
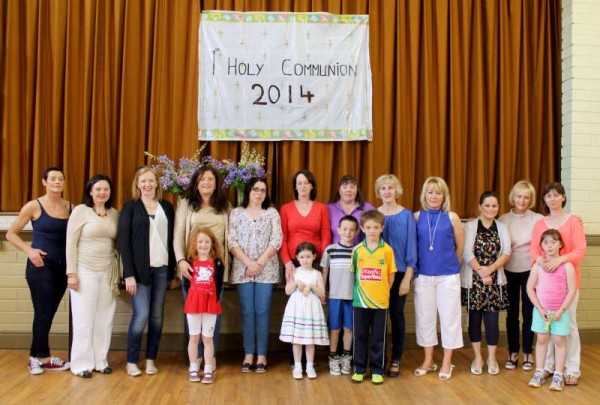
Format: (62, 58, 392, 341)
(374, 174, 403, 199)
(186, 226, 222, 261)
(419, 176, 451, 212)
(131, 166, 163, 200)
(508, 180, 536, 210)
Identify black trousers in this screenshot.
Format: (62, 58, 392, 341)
(505, 270, 534, 354)
(26, 258, 67, 358)
(388, 271, 406, 362)
(468, 310, 499, 345)
(353, 307, 387, 375)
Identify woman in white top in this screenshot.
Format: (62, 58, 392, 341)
(118, 166, 177, 377)
(498, 181, 543, 371)
(66, 174, 119, 378)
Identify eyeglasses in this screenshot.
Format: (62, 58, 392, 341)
(251, 187, 267, 194)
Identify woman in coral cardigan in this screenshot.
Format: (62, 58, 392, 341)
(530, 182, 586, 386)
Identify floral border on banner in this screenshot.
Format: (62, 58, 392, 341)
(198, 128, 373, 141)
(202, 11, 369, 25)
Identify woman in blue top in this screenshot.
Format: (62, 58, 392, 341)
(413, 177, 464, 381)
(7, 167, 72, 375)
(375, 174, 417, 377)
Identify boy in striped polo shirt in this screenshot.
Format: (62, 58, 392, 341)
(321, 215, 360, 376)
(351, 210, 397, 385)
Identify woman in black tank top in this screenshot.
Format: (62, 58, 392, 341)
(6, 167, 72, 375)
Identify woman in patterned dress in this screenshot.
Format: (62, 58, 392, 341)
(461, 191, 511, 375)
(229, 177, 282, 373)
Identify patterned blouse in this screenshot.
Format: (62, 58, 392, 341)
(228, 207, 283, 284)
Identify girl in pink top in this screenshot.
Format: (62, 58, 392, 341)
(526, 230, 576, 391)
(529, 182, 586, 385)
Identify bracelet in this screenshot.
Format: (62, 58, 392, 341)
(177, 259, 187, 264)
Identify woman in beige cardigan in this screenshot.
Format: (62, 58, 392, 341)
(66, 174, 119, 378)
(174, 165, 231, 369)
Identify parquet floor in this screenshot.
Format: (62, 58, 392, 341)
(0, 346, 598, 405)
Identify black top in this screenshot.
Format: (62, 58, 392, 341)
(118, 199, 176, 283)
(31, 199, 70, 262)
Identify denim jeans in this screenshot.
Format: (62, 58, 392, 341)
(25, 258, 67, 358)
(182, 277, 222, 356)
(127, 266, 168, 363)
(236, 282, 273, 356)
(388, 271, 406, 362)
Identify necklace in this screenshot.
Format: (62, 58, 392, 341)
(143, 200, 158, 208)
(93, 207, 108, 217)
(426, 210, 441, 251)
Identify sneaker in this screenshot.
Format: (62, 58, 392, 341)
(549, 373, 564, 391)
(292, 367, 303, 380)
(28, 357, 44, 375)
(329, 355, 341, 376)
(351, 373, 364, 383)
(41, 356, 70, 371)
(202, 372, 214, 384)
(188, 369, 200, 382)
(306, 367, 317, 379)
(528, 370, 546, 388)
(340, 354, 352, 375)
(372, 374, 384, 385)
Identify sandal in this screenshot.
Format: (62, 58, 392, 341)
(471, 361, 483, 375)
(202, 372, 214, 384)
(487, 360, 500, 375)
(241, 363, 253, 373)
(188, 370, 200, 382)
(255, 363, 267, 373)
(504, 353, 519, 370)
(565, 374, 579, 385)
(522, 354, 534, 372)
(438, 365, 455, 381)
(414, 363, 438, 376)
(387, 360, 400, 378)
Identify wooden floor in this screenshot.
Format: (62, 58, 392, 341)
(0, 346, 598, 405)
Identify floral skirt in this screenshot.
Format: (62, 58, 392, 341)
(461, 274, 509, 312)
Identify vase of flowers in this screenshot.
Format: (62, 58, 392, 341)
(201, 142, 267, 205)
(145, 142, 267, 205)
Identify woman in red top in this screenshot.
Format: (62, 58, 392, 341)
(280, 170, 331, 282)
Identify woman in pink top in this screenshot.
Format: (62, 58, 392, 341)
(280, 170, 331, 283)
(529, 182, 586, 385)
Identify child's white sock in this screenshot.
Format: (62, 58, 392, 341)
(189, 362, 199, 372)
(204, 363, 214, 374)
(294, 361, 302, 369)
(306, 362, 314, 370)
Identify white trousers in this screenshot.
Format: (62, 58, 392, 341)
(414, 274, 463, 349)
(70, 267, 116, 374)
(544, 290, 580, 376)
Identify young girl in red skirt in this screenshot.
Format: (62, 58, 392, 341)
(184, 226, 224, 384)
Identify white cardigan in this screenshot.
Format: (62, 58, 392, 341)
(460, 219, 511, 288)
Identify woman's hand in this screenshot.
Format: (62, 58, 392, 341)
(178, 260, 193, 281)
(245, 261, 262, 278)
(541, 256, 564, 272)
(477, 266, 494, 278)
(125, 277, 137, 296)
(27, 247, 47, 267)
(284, 262, 295, 283)
(482, 276, 493, 286)
(399, 276, 411, 296)
(169, 278, 181, 290)
(67, 274, 79, 291)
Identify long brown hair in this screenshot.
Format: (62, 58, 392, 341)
(186, 226, 222, 261)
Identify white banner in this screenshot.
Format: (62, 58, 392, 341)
(198, 11, 373, 141)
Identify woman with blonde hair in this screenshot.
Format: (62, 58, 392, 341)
(118, 166, 177, 376)
(498, 180, 543, 371)
(375, 174, 417, 377)
(413, 177, 464, 381)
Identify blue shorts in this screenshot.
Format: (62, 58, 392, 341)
(531, 308, 570, 336)
(328, 299, 353, 331)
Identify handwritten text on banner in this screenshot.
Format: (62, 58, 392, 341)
(198, 11, 373, 141)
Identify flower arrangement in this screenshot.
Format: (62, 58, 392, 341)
(145, 142, 267, 200)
